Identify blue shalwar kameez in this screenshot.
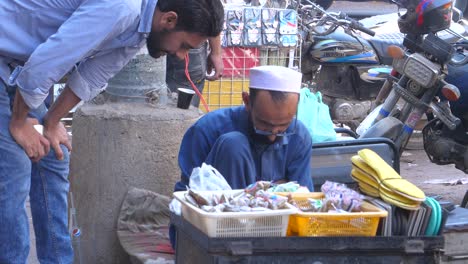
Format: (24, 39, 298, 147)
(170, 106, 314, 248)
(174, 106, 314, 191)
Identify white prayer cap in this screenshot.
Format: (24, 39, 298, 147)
(249, 66, 302, 94)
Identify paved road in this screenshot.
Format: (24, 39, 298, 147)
(401, 137, 467, 206)
(329, 0, 399, 17)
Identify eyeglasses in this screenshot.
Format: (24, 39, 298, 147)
(254, 118, 297, 137)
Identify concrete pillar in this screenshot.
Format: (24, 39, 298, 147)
(69, 49, 201, 263)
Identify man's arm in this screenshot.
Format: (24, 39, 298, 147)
(175, 122, 213, 192)
(43, 86, 80, 160)
(42, 44, 141, 159)
(206, 35, 224, 81)
(286, 132, 314, 191)
(8, 1, 140, 160)
(8, 0, 138, 109)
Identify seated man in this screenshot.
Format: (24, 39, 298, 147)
(174, 65, 313, 192)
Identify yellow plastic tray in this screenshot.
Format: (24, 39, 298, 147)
(279, 193, 388, 237)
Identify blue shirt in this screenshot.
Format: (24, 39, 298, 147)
(0, 0, 157, 109)
(175, 106, 314, 191)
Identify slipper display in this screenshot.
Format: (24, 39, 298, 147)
(351, 168, 379, 197)
(350, 149, 426, 210)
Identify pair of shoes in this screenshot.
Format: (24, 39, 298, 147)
(351, 149, 426, 210)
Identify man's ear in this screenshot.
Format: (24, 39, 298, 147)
(242, 91, 251, 111)
(160, 11, 178, 30)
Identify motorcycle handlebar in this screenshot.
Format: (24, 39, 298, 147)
(449, 42, 468, 66)
(450, 54, 468, 65)
(349, 20, 376, 36)
(299, 1, 376, 36)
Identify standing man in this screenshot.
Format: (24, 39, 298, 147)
(0, 0, 224, 263)
(166, 36, 224, 107)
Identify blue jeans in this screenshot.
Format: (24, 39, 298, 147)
(0, 80, 73, 263)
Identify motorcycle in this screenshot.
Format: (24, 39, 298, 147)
(295, 0, 466, 129)
(358, 0, 468, 174)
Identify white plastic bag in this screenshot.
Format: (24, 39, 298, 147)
(170, 163, 232, 215)
(189, 163, 232, 191)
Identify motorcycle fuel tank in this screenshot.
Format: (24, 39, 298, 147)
(309, 31, 379, 64)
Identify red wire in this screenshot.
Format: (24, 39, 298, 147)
(184, 53, 210, 112)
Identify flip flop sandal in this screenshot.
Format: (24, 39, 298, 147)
(425, 198, 438, 236)
(431, 198, 442, 236)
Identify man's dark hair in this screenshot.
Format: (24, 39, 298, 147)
(249, 88, 289, 105)
(157, 0, 224, 37)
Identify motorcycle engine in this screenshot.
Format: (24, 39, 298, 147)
(423, 119, 468, 173)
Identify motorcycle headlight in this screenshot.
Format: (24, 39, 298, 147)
(403, 53, 440, 88)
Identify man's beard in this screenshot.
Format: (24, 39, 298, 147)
(146, 30, 168, 58)
(247, 112, 277, 145)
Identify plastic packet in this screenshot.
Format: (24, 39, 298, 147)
(243, 8, 262, 46)
(227, 9, 244, 46)
(261, 9, 279, 46)
(278, 9, 298, 47)
(321, 181, 363, 212)
(189, 163, 232, 191)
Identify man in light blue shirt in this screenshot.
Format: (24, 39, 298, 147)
(0, 0, 224, 262)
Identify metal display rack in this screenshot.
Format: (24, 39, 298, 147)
(201, 6, 302, 111)
(203, 46, 301, 111)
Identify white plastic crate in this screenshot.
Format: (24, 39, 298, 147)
(173, 190, 297, 238)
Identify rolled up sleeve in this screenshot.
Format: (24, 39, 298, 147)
(8, 0, 139, 109)
(67, 45, 142, 101)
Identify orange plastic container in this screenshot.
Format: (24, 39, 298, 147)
(280, 193, 388, 237)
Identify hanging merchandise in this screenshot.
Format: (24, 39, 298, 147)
(243, 8, 262, 46)
(227, 9, 244, 46)
(221, 11, 228, 47)
(278, 9, 298, 47)
(261, 9, 279, 46)
(222, 6, 298, 48)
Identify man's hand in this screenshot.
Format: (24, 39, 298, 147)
(43, 120, 72, 161)
(206, 53, 224, 81)
(206, 35, 223, 81)
(9, 118, 50, 162)
(42, 84, 79, 160)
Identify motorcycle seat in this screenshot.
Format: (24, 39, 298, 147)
(367, 33, 404, 65)
(359, 13, 466, 65)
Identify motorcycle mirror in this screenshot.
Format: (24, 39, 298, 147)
(387, 45, 405, 59)
(441, 83, 461, 101)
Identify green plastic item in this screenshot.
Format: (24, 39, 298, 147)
(425, 197, 442, 236)
(297, 88, 336, 143)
